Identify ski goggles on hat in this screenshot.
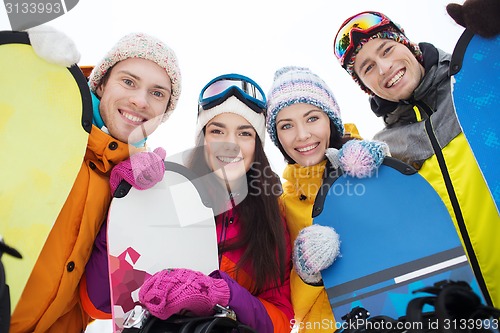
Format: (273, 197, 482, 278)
(334, 11, 401, 68)
(198, 74, 266, 115)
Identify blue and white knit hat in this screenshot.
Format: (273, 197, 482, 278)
(266, 66, 343, 147)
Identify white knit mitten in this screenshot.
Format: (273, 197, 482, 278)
(26, 25, 80, 67)
(326, 139, 390, 178)
(293, 225, 341, 284)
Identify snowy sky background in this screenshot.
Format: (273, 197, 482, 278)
(1, 1, 466, 331)
(1, 0, 466, 178)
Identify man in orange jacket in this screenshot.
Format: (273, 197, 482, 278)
(10, 31, 182, 333)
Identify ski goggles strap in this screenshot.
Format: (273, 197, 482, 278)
(198, 74, 266, 114)
(334, 11, 395, 67)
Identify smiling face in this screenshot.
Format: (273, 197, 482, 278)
(203, 112, 256, 186)
(354, 38, 425, 102)
(96, 58, 172, 143)
(276, 103, 331, 167)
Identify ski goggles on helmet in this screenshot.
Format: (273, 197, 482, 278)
(334, 11, 401, 68)
(198, 74, 266, 115)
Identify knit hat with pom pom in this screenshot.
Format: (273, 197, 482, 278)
(89, 32, 182, 117)
(266, 66, 344, 147)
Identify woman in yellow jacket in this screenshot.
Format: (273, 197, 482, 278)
(265, 66, 388, 332)
(10, 32, 182, 333)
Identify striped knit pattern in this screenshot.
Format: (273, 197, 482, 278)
(293, 224, 341, 284)
(326, 139, 390, 178)
(266, 66, 343, 147)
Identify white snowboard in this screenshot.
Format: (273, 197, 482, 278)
(107, 161, 219, 333)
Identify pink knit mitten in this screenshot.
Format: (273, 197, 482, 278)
(110, 147, 166, 194)
(293, 224, 341, 284)
(138, 268, 230, 320)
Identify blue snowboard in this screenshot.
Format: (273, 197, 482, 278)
(312, 158, 485, 321)
(450, 30, 500, 212)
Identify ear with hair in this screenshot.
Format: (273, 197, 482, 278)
(446, 0, 500, 38)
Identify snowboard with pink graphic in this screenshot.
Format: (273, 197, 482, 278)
(106, 161, 219, 333)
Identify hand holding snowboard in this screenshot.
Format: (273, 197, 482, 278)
(110, 147, 167, 194)
(446, 0, 500, 38)
(139, 268, 230, 320)
(26, 25, 81, 67)
(325, 139, 390, 179)
(293, 225, 341, 285)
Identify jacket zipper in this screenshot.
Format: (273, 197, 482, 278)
(218, 213, 231, 266)
(422, 106, 492, 305)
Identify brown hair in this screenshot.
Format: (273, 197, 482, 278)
(188, 132, 289, 293)
(277, 119, 354, 164)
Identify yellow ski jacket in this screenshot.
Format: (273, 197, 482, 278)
(280, 160, 337, 333)
(372, 44, 500, 307)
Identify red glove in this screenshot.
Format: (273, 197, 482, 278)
(110, 147, 166, 194)
(139, 268, 230, 320)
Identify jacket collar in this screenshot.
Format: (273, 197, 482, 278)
(86, 125, 143, 174)
(283, 160, 327, 203)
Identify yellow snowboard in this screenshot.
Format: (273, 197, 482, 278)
(0, 31, 92, 309)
